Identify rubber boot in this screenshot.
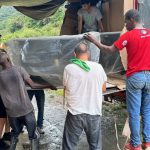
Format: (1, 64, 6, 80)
(30, 138, 39, 150)
(9, 137, 18, 150)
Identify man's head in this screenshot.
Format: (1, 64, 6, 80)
(74, 42, 89, 60)
(0, 49, 9, 65)
(124, 9, 141, 31)
(81, 0, 91, 11)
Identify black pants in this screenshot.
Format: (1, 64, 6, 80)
(0, 96, 7, 118)
(27, 90, 45, 128)
(9, 112, 37, 140)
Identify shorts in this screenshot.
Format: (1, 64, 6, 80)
(0, 96, 7, 118)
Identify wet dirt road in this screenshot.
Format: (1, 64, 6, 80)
(16, 90, 127, 150)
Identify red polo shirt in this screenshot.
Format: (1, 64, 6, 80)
(114, 28, 150, 77)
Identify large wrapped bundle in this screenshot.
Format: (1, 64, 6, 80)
(7, 32, 100, 87)
(138, 0, 150, 29)
(100, 32, 124, 74)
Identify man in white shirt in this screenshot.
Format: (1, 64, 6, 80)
(78, 0, 104, 34)
(62, 42, 107, 150)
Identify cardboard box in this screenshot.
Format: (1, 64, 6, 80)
(60, 17, 78, 35)
(102, 1, 110, 31)
(102, 0, 134, 32)
(62, 0, 134, 33)
(60, 9, 78, 35)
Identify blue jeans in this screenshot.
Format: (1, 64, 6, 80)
(126, 71, 150, 146)
(27, 90, 45, 128)
(62, 111, 102, 150)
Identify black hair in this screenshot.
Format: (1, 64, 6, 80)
(125, 9, 141, 22)
(81, 0, 91, 5)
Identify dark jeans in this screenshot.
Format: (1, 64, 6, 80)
(0, 96, 7, 118)
(27, 90, 45, 128)
(62, 111, 102, 150)
(9, 112, 37, 140)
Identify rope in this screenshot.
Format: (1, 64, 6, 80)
(114, 117, 122, 150)
(123, 137, 129, 150)
(114, 117, 130, 150)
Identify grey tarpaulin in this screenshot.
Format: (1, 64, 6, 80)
(14, 0, 65, 20)
(0, 0, 65, 20)
(7, 32, 100, 87)
(0, 0, 59, 6)
(0, 0, 100, 6)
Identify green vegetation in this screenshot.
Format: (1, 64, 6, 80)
(48, 89, 64, 97)
(0, 6, 65, 42)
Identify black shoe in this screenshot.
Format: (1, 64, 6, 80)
(0, 139, 10, 150)
(2, 132, 11, 141)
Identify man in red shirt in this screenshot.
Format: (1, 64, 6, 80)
(85, 9, 150, 150)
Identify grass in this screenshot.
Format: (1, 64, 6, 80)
(47, 89, 63, 96)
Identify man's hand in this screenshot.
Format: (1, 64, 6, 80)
(49, 85, 57, 90)
(84, 33, 117, 53)
(84, 33, 99, 44)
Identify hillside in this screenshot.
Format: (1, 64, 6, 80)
(0, 7, 19, 22)
(0, 6, 65, 42)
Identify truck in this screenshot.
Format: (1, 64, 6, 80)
(0, 0, 148, 102)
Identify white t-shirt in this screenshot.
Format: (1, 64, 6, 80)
(63, 61, 107, 115)
(78, 6, 102, 32)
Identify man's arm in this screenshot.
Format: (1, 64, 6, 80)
(25, 78, 57, 90)
(102, 82, 106, 92)
(63, 86, 66, 106)
(78, 15, 83, 34)
(63, 87, 65, 97)
(98, 20, 104, 32)
(84, 33, 118, 52)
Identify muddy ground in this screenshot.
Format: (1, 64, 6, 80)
(16, 90, 128, 150)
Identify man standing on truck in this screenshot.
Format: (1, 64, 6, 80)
(62, 42, 107, 150)
(78, 0, 104, 34)
(85, 9, 150, 150)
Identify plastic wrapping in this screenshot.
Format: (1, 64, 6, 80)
(138, 0, 150, 28)
(7, 32, 100, 87)
(100, 32, 124, 75)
